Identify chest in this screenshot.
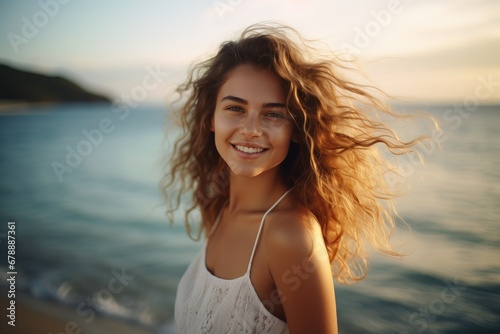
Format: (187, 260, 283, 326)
(205, 213, 262, 279)
(204, 211, 287, 322)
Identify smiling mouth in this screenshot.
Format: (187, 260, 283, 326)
(233, 144, 267, 154)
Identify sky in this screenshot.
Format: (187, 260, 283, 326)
(0, 0, 499, 104)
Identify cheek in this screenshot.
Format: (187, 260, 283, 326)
(212, 112, 224, 134)
(214, 113, 239, 135)
(213, 115, 233, 151)
(272, 126, 293, 147)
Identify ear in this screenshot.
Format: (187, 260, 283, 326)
(291, 131, 300, 143)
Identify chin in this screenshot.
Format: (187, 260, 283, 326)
(227, 163, 282, 179)
(228, 167, 263, 178)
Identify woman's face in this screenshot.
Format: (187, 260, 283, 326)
(212, 64, 293, 178)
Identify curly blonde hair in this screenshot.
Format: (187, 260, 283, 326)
(161, 23, 427, 283)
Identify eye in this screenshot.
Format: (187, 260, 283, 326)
(226, 106, 244, 112)
(265, 111, 285, 119)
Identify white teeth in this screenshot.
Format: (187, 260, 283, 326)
(235, 145, 264, 154)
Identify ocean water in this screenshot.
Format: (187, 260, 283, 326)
(0, 103, 499, 333)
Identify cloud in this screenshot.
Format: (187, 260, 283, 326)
(361, 0, 500, 59)
(378, 36, 500, 70)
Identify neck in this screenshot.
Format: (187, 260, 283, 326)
(227, 166, 289, 214)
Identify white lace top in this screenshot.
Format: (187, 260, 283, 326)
(175, 190, 291, 334)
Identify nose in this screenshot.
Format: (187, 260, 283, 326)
(239, 113, 262, 137)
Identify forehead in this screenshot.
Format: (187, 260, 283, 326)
(217, 64, 286, 103)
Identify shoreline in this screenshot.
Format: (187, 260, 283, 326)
(0, 293, 152, 334)
(0, 101, 58, 115)
(0, 101, 112, 115)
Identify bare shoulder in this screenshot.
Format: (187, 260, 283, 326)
(264, 205, 338, 333)
(264, 206, 325, 260)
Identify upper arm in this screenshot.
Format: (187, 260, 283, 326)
(267, 214, 338, 334)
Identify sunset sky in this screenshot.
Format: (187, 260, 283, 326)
(1, 0, 499, 103)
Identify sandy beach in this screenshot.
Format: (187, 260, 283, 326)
(0, 293, 151, 334)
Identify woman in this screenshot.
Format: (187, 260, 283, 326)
(163, 23, 424, 333)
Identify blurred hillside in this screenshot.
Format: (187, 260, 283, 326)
(0, 63, 110, 104)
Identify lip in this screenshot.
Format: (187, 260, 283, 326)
(230, 142, 268, 149)
(230, 143, 268, 159)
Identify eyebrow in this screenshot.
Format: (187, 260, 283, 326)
(221, 95, 286, 109)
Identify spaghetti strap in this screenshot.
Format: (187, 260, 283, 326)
(246, 189, 293, 273)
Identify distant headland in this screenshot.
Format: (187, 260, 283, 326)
(0, 63, 111, 109)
